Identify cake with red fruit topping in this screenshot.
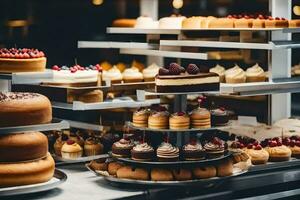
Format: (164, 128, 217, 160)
(169, 111, 190, 129)
(263, 137, 291, 162)
(283, 136, 300, 158)
(244, 141, 269, 165)
(231, 15, 254, 28)
(0, 48, 46, 73)
(204, 137, 226, 158)
(155, 63, 219, 93)
(182, 138, 205, 160)
(210, 107, 229, 126)
(265, 17, 288, 28)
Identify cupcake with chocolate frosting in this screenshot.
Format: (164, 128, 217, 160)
(182, 139, 205, 160)
(246, 63, 266, 82)
(131, 142, 155, 161)
(204, 137, 225, 158)
(157, 142, 179, 162)
(210, 107, 229, 126)
(112, 138, 134, 158)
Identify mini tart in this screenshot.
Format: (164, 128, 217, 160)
(234, 18, 253, 28)
(182, 142, 205, 160)
(122, 67, 143, 83)
(111, 139, 134, 158)
(169, 112, 190, 130)
(204, 138, 225, 158)
(209, 64, 225, 83)
(182, 16, 206, 29)
(151, 168, 173, 181)
(131, 143, 155, 161)
(0, 57, 46, 73)
(265, 145, 291, 162)
(132, 108, 150, 128)
(189, 107, 211, 128)
(84, 138, 104, 156)
(246, 63, 266, 82)
(53, 134, 68, 156)
(172, 169, 192, 181)
(61, 140, 83, 160)
(244, 147, 269, 165)
(225, 65, 246, 83)
(117, 166, 149, 180)
(148, 111, 169, 129)
(210, 108, 229, 126)
(156, 142, 180, 162)
(192, 166, 216, 179)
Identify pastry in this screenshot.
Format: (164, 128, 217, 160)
(108, 162, 124, 175)
(131, 60, 145, 72)
(172, 169, 192, 181)
(204, 137, 225, 158)
(0, 132, 48, 162)
(68, 89, 103, 103)
(169, 111, 190, 129)
(208, 18, 234, 28)
(84, 138, 104, 156)
(182, 16, 205, 29)
(234, 18, 254, 28)
(0, 153, 55, 187)
(142, 63, 160, 82)
(116, 62, 126, 72)
(151, 168, 173, 181)
(112, 19, 136, 27)
(61, 140, 83, 160)
(155, 63, 220, 93)
(209, 64, 225, 83)
(112, 138, 134, 158)
(132, 107, 150, 128)
(117, 166, 149, 180)
(182, 139, 205, 160)
(134, 16, 159, 29)
(53, 133, 68, 156)
(158, 16, 186, 29)
(0, 92, 52, 127)
(244, 143, 269, 165)
(193, 166, 216, 179)
(292, 64, 300, 76)
(88, 158, 108, 171)
(131, 142, 155, 161)
(289, 20, 300, 28)
(100, 61, 112, 71)
(283, 137, 300, 158)
(201, 16, 217, 28)
(265, 138, 291, 162)
(102, 66, 123, 84)
(210, 107, 229, 126)
(246, 63, 266, 82)
(190, 107, 211, 128)
(156, 142, 180, 162)
(148, 108, 169, 129)
(216, 159, 233, 177)
(122, 67, 143, 83)
(265, 17, 288, 28)
(225, 65, 246, 83)
(68, 132, 84, 147)
(0, 48, 46, 73)
(232, 152, 252, 171)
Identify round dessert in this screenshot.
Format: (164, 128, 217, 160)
(182, 139, 205, 160)
(289, 19, 300, 28)
(264, 138, 291, 162)
(134, 16, 159, 29)
(169, 111, 190, 130)
(132, 107, 150, 128)
(0, 132, 48, 162)
(148, 109, 169, 129)
(210, 107, 229, 126)
(142, 63, 160, 82)
(117, 166, 149, 180)
(190, 107, 211, 128)
(156, 142, 180, 162)
(131, 143, 155, 161)
(61, 140, 83, 160)
(209, 64, 225, 83)
(225, 65, 246, 83)
(84, 138, 104, 156)
(204, 137, 225, 158)
(102, 66, 123, 84)
(232, 152, 252, 171)
(53, 133, 69, 156)
(216, 158, 233, 177)
(122, 67, 144, 83)
(192, 166, 216, 179)
(172, 169, 192, 181)
(151, 168, 174, 181)
(0, 153, 55, 187)
(0, 92, 52, 127)
(88, 158, 108, 171)
(246, 63, 266, 82)
(0, 48, 46, 73)
(108, 162, 124, 176)
(112, 18, 136, 27)
(244, 143, 269, 165)
(111, 138, 134, 158)
(283, 137, 300, 158)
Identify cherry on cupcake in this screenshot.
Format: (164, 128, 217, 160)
(66, 139, 75, 145)
(277, 141, 282, 146)
(247, 143, 253, 149)
(177, 111, 185, 116)
(254, 145, 262, 150)
(269, 140, 277, 147)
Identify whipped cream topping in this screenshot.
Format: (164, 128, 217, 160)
(204, 141, 225, 152)
(209, 64, 225, 76)
(102, 66, 123, 81)
(52, 70, 98, 83)
(135, 16, 159, 29)
(159, 16, 186, 29)
(0, 92, 40, 102)
(122, 67, 143, 79)
(157, 142, 179, 158)
(183, 143, 203, 151)
(225, 65, 245, 79)
(211, 108, 227, 116)
(114, 139, 134, 148)
(151, 111, 169, 117)
(246, 63, 265, 77)
(142, 63, 160, 78)
(133, 143, 154, 152)
(134, 108, 150, 115)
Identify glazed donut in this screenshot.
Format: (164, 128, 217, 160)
(0, 153, 55, 187)
(0, 132, 48, 162)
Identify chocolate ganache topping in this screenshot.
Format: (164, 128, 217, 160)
(0, 92, 40, 102)
(157, 142, 179, 158)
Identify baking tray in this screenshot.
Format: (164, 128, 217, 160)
(54, 154, 110, 166)
(0, 119, 69, 135)
(0, 169, 67, 196)
(249, 158, 300, 173)
(114, 151, 231, 168)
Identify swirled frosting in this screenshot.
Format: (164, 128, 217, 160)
(204, 140, 225, 152)
(0, 92, 40, 102)
(183, 143, 203, 151)
(209, 64, 225, 76)
(102, 66, 122, 81)
(133, 143, 154, 152)
(225, 65, 245, 79)
(150, 111, 169, 117)
(135, 16, 159, 29)
(157, 142, 179, 158)
(246, 63, 265, 77)
(134, 108, 150, 115)
(113, 139, 134, 148)
(122, 67, 143, 80)
(210, 108, 227, 116)
(142, 63, 160, 79)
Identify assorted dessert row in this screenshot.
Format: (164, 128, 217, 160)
(111, 137, 226, 161)
(132, 105, 229, 130)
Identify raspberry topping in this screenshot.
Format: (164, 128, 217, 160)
(0, 48, 45, 59)
(169, 64, 181, 75)
(159, 67, 170, 75)
(254, 145, 262, 150)
(66, 140, 75, 145)
(186, 64, 200, 75)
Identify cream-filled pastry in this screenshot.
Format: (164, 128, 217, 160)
(135, 16, 159, 29)
(246, 63, 266, 82)
(142, 63, 160, 82)
(209, 64, 225, 83)
(122, 67, 143, 83)
(225, 65, 246, 84)
(102, 66, 123, 84)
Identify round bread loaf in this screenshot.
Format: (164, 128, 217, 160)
(0, 153, 55, 187)
(0, 92, 52, 127)
(0, 132, 48, 162)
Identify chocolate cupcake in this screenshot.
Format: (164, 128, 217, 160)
(204, 137, 225, 158)
(131, 142, 155, 161)
(210, 108, 229, 126)
(111, 138, 134, 158)
(156, 142, 179, 162)
(182, 140, 205, 160)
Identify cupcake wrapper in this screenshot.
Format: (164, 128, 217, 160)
(61, 151, 83, 160)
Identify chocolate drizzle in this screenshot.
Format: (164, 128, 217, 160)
(0, 92, 40, 102)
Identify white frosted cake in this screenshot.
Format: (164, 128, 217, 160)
(159, 16, 186, 29)
(134, 16, 159, 29)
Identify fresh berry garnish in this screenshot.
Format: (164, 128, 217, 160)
(169, 63, 181, 69)
(253, 141, 259, 146)
(277, 141, 282, 146)
(290, 139, 296, 147)
(177, 111, 185, 116)
(296, 141, 300, 147)
(239, 143, 245, 149)
(70, 68, 77, 73)
(66, 140, 75, 145)
(254, 145, 262, 150)
(169, 64, 181, 75)
(186, 64, 199, 75)
(52, 65, 60, 71)
(247, 143, 253, 149)
(268, 16, 274, 20)
(269, 140, 277, 147)
(159, 67, 170, 76)
(157, 106, 167, 112)
(190, 138, 197, 145)
(275, 17, 280, 20)
(212, 137, 222, 145)
(95, 64, 102, 72)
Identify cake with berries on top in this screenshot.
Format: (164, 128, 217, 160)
(262, 137, 291, 162)
(0, 48, 46, 73)
(155, 63, 219, 93)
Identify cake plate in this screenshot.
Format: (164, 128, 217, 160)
(0, 169, 67, 196)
